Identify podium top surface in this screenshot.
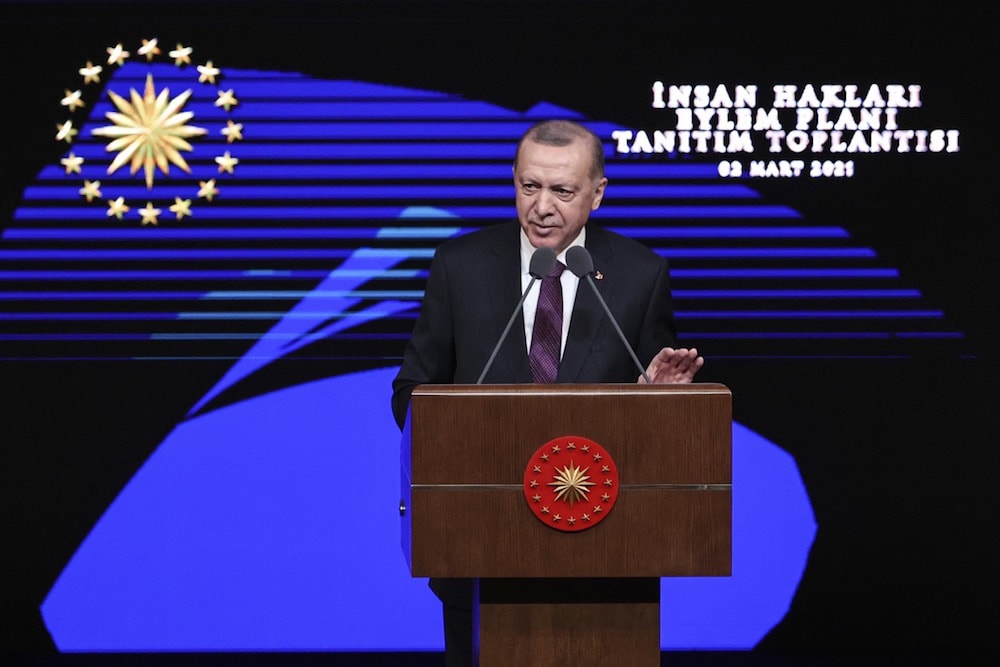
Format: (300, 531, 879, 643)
(413, 382, 731, 398)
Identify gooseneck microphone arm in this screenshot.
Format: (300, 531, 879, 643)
(565, 245, 652, 384)
(476, 246, 557, 384)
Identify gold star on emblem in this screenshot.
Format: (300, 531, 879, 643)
(581, 445, 590, 453)
(106, 43, 130, 66)
(56, 120, 78, 144)
(566, 442, 576, 450)
(532, 494, 541, 503)
(581, 513, 591, 521)
(567, 516, 576, 525)
(540, 453, 549, 462)
(106, 196, 130, 220)
(541, 506, 550, 514)
(92, 74, 207, 190)
(551, 445, 561, 454)
(221, 120, 244, 143)
(601, 465, 610, 473)
(197, 179, 219, 201)
(60, 152, 84, 174)
(79, 180, 102, 202)
(601, 493, 611, 502)
(604, 478, 614, 487)
(548, 461, 595, 506)
(197, 61, 221, 84)
(215, 150, 238, 174)
(215, 89, 238, 112)
(79, 61, 102, 84)
(593, 505, 603, 514)
(138, 38, 161, 62)
(169, 43, 193, 66)
(593, 453, 603, 462)
(552, 514, 562, 522)
(169, 197, 193, 220)
(138, 201, 161, 226)
(61, 89, 85, 112)
(529, 479, 538, 488)
(532, 465, 541, 474)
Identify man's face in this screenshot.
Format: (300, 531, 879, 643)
(514, 138, 607, 254)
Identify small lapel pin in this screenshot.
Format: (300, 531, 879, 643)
(594, 270, 604, 281)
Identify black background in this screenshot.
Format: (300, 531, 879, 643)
(1, 0, 997, 661)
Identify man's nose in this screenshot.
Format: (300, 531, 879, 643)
(536, 189, 556, 214)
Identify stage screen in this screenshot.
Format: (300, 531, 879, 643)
(1, 0, 996, 657)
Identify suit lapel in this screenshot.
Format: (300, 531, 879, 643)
(486, 222, 532, 383)
(557, 226, 614, 382)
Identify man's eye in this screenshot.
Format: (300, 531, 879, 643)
(522, 183, 540, 193)
(554, 189, 575, 201)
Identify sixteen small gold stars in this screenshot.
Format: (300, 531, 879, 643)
(59, 38, 241, 224)
(527, 439, 617, 529)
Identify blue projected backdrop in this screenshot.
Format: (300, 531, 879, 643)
(0, 54, 966, 650)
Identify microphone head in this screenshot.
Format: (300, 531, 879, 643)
(566, 245, 595, 278)
(528, 246, 558, 279)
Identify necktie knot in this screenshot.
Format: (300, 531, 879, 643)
(546, 261, 565, 279)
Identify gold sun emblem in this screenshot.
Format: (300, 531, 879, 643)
(92, 74, 206, 190)
(547, 461, 596, 506)
(54, 38, 241, 224)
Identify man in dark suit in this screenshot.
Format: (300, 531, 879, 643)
(391, 119, 703, 666)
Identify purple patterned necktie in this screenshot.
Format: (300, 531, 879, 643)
(529, 261, 565, 383)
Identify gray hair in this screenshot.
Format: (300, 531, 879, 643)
(514, 120, 605, 181)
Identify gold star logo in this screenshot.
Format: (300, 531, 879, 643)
(92, 74, 207, 190)
(57, 39, 241, 225)
(525, 436, 619, 533)
(547, 461, 595, 506)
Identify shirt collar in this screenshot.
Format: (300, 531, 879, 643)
(519, 225, 587, 273)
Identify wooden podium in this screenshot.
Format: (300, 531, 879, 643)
(400, 383, 731, 666)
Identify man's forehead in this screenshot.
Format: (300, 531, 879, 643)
(515, 141, 591, 178)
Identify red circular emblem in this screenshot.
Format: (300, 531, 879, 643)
(523, 435, 619, 532)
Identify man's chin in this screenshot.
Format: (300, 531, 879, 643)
(527, 227, 562, 248)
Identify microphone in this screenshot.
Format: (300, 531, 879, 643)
(565, 245, 651, 384)
(476, 246, 557, 384)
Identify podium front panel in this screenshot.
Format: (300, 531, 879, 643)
(402, 383, 731, 578)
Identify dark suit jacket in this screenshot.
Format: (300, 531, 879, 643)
(391, 220, 677, 428)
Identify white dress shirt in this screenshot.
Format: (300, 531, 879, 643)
(519, 227, 585, 360)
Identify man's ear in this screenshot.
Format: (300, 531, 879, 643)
(591, 177, 609, 210)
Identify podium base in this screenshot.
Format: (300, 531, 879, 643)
(477, 577, 660, 666)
